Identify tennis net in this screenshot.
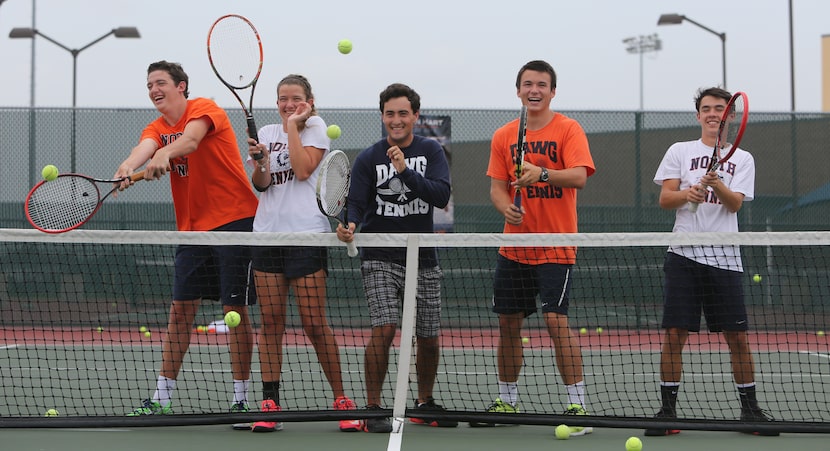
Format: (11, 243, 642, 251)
(0, 228, 828, 433)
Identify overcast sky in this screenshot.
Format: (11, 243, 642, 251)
(0, 0, 828, 112)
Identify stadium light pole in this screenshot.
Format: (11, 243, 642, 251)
(623, 34, 662, 110)
(9, 26, 141, 173)
(657, 13, 726, 89)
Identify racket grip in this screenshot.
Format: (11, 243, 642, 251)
(130, 170, 146, 182)
(346, 240, 358, 258)
(247, 116, 263, 160)
(689, 202, 700, 213)
(513, 190, 522, 210)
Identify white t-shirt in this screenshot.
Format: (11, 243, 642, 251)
(249, 115, 331, 233)
(653, 139, 755, 271)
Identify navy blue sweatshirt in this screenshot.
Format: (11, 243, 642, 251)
(347, 135, 451, 266)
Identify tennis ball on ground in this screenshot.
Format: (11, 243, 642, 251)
(521, 337, 529, 344)
(41, 164, 59, 181)
(224, 310, 241, 328)
(596, 327, 603, 334)
(327, 124, 342, 140)
(139, 326, 148, 333)
(625, 436, 643, 451)
(752, 274, 762, 283)
(554, 424, 570, 440)
(579, 327, 588, 335)
(44, 408, 59, 417)
(337, 38, 353, 54)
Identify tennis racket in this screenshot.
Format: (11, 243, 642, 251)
(316, 150, 359, 257)
(25, 171, 146, 233)
(689, 91, 749, 213)
(513, 105, 528, 208)
(207, 14, 266, 170)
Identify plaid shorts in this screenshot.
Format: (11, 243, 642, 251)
(360, 260, 443, 338)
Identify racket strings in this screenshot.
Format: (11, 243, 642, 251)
(320, 156, 350, 217)
(27, 177, 99, 231)
(208, 17, 261, 88)
(717, 98, 746, 154)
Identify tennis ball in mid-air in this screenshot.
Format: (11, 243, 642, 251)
(44, 408, 59, 417)
(818, 330, 826, 337)
(579, 327, 587, 335)
(554, 424, 570, 440)
(521, 337, 529, 344)
(752, 274, 762, 283)
(224, 311, 241, 328)
(41, 164, 59, 181)
(625, 436, 643, 451)
(596, 327, 603, 334)
(144, 331, 151, 338)
(96, 326, 104, 333)
(139, 326, 148, 333)
(337, 39, 353, 54)
(327, 124, 342, 140)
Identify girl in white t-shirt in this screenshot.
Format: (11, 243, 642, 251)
(245, 74, 359, 433)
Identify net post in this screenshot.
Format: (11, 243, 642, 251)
(387, 234, 420, 449)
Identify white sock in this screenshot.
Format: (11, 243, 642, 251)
(153, 376, 176, 406)
(233, 379, 250, 404)
(566, 381, 586, 407)
(498, 381, 519, 406)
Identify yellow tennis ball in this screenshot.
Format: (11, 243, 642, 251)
(579, 327, 587, 335)
(596, 327, 603, 334)
(337, 38, 353, 54)
(96, 326, 104, 333)
(197, 325, 207, 333)
(44, 408, 59, 417)
(521, 337, 529, 344)
(41, 164, 59, 181)
(139, 326, 148, 333)
(144, 331, 151, 338)
(625, 436, 642, 451)
(554, 424, 570, 440)
(327, 124, 342, 140)
(224, 311, 241, 328)
(818, 330, 826, 337)
(752, 274, 762, 283)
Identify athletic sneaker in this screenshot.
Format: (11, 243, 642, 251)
(468, 398, 518, 427)
(333, 396, 361, 432)
(564, 404, 593, 436)
(740, 407, 780, 436)
(230, 402, 251, 430)
(360, 405, 392, 433)
(409, 397, 458, 428)
(644, 407, 680, 436)
(251, 399, 283, 432)
(127, 399, 172, 416)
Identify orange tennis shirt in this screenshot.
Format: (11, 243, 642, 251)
(486, 112, 595, 265)
(140, 97, 257, 231)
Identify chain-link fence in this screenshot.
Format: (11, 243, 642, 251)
(2, 107, 829, 231)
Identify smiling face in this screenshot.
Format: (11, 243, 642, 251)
(146, 69, 186, 113)
(516, 69, 556, 112)
(277, 83, 311, 123)
(696, 95, 728, 142)
(382, 96, 418, 147)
